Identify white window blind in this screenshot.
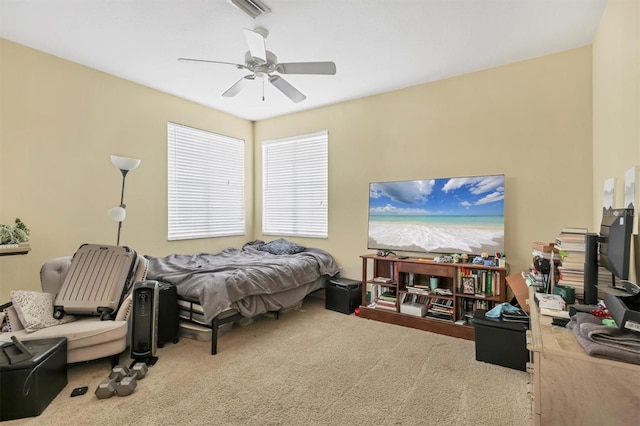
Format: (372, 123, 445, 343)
(168, 122, 245, 240)
(262, 130, 328, 238)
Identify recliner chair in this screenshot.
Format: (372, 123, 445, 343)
(0, 253, 148, 366)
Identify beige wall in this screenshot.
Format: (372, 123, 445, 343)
(255, 47, 594, 281)
(0, 39, 254, 300)
(1, 38, 595, 301)
(592, 0, 640, 284)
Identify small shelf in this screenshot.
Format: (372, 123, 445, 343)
(0, 243, 31, 256)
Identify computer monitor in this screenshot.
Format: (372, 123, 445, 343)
(599, 207, 634, 286)
(583, 207, 635, 305)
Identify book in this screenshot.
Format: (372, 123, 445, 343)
(501, 309, 530, 323)
(540, 307, 570, 319)
(534, 293, 566, 310)
(555, 233, 586, 252)
(561, 227, 588, 234)
(532, 250, 562, 262)
(406, 287, 430, 295)
(532, 241, 557, 253)
(378, 291, 397, 302)
(375, 299, 396, 308)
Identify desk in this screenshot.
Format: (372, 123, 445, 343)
(528, 287, 640, 425)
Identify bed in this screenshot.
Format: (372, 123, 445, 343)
(144, 239, 340, 354)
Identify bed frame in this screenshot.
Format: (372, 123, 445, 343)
(177, 296, 280, 355)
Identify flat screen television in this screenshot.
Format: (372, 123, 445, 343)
(367, 174, 505, 256)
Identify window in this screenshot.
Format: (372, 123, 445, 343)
(262, 130, 328, 238)
(167, 122, 245, 240)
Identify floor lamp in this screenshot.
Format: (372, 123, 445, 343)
(108, 155, 141, 246)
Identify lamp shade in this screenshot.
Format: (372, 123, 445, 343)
(108, 206, 127, 222)
(110, 155, 141, 171)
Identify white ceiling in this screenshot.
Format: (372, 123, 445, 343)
(0, 0, 607, 121)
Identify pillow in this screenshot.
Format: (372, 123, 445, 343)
(2, 306, 24, 332)
(10, 290, 76, 333)
(256, 238, 306, 255)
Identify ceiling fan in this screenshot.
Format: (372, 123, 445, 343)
(178, 28, 336, 103)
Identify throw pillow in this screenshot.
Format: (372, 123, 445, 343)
(10, 290, 76, 332)
(2, 305, 26, 333)
(256, 238, 306, 255)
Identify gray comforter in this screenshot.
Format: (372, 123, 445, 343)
(145, 244, 339, 323)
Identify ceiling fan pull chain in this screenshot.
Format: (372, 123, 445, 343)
(262, 78, 265, 101)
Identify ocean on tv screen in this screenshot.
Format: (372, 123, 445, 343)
(368, 175, 505, 255)
(368, 215, 504, 255)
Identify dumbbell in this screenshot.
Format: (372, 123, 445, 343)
(115, 376, 137, 396)
(95, 378, 117, 399)
(130, 362, 149, 380)
(109, 365, 130, 382)
(95, 365, 139, 399)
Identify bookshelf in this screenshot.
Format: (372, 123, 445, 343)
(359, 254, 506, 340)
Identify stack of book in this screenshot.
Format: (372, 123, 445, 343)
(555, 227, 587, 300)
(534, 292, 570, 318)
(529, 240, 562, 291)
(522, 268, 548, 290)
(426, 298, 454, 321)
(501, 309, 530, 323)
(372, 291, 397, 311)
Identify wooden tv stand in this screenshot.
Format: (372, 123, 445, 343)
(358, 254, 506, 340)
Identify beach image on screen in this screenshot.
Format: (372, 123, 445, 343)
(368, 175, 505, 255)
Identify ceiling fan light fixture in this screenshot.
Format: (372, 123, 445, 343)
(228, 0, 271, 19)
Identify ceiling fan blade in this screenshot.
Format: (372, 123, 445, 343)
(276, 62, 336, 75)
(243, 28, 267, 62)
(268, 75, 306, 103)
(222, 75, 255, 97)
(178, 58, 246, 69)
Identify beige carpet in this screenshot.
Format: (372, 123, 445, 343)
(6, 296, 532, 425)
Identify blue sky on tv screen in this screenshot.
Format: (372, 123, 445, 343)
(369, 175, 504, 217)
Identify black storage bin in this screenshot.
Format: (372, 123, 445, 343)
(0, 337, 68, 421)
(473, 309, 529, 371)
(325, 278, 362, 315)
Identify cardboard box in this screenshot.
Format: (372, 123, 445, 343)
(506, 273, 530, 313)
(400, 302, 427, 317)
